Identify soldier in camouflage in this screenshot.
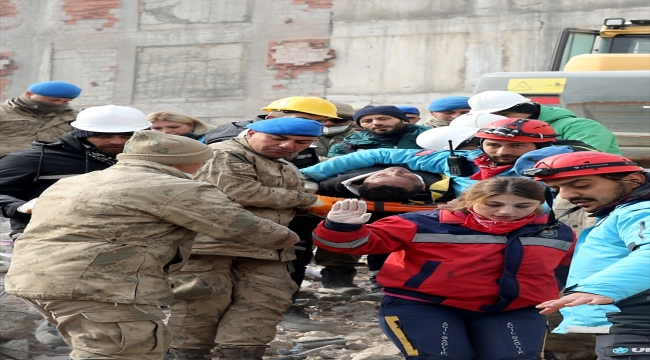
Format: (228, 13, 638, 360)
(5, 130, 299, 360)
(167, 118, 324, 360)
(0, 81, 82, 156)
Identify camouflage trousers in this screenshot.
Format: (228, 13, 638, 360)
(21, 298, 170, 360)
(168, 255, 298, 350)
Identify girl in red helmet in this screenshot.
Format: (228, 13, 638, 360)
(313, 176, 577, 359)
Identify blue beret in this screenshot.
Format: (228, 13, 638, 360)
(247, 117, 323, 137)
(28, 81, 82, 99)
(428, 96, 470, 112)
(353, 105, 410, 124)
(396, 105, 420, 115)
(513, 146, 575, 176)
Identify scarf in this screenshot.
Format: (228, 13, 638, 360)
(423, 116, 449, 128)
(470, 154, 513, 180)
(454, 209, 538, 234)
(14, 95, 67, 114)
(82, 143, 118, 166)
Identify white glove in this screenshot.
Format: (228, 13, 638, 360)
(17, 198, 39, 214)
(304, 181, 319, 193)
(327, 199, 372, 224)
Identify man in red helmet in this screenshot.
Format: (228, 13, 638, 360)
(529, 152, 650, 359)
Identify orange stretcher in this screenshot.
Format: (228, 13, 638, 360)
(304, 195, 440, 218)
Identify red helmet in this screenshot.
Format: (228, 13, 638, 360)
(524, 152, 644, 180)
(475, 118, 557, 143)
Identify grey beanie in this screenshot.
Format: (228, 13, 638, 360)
(116, 130, 213, 165)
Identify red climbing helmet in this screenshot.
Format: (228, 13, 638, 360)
(524, 152, 644, 180)
(475, 118, 557, 143)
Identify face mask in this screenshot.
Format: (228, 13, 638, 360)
(322, 125, 349, 135)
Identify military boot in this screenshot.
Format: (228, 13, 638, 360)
(164, 348, 213, 360)
(320, 266, 358, 288)
(211, 347, 266, 360)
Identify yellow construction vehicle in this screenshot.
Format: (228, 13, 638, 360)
(475, 18, 650, 166)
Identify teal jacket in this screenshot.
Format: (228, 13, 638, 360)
(328, 124, 431, 157)
(537, 105, 621, 155)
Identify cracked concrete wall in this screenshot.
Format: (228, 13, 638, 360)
(0, 0, 647, 124)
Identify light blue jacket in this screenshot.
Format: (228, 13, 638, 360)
(300, 148, 521, 196)
(553, 195, 650, 334)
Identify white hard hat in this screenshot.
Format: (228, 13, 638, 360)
(72, 105, 152, 132)
(468, 91, 533, 114)
(449, 113, 507, 128)
(416, 126, 479, 150)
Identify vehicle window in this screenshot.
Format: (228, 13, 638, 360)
(611, 35, 650, 53)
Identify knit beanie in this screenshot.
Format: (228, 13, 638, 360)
(28, 81, 82, 98)
(428, 96, 470, 112)
(353, 105, 409, 124)
(247, 117, 323, 136)
(116, 130, 213, 165)
(72, 128, 135, 138)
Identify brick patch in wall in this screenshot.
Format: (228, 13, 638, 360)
(62, 0, 121, 28)
(0, 0, 21, 30)
(0, 0, 18, 17)
(0, 52, 18, 99)
(292, 0, 333, 9)
(267, 39, 335, 80)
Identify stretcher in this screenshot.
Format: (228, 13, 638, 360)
(304, 195, 439, 218)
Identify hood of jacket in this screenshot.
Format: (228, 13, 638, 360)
(536, 105, 578, 124)
(32, 131, 87, 152)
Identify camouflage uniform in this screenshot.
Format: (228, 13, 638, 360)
(5, 159, 294, 360)
(422, 116, 449, 128)
(169, 137, 317, 352)
(0, 98, 77, 156)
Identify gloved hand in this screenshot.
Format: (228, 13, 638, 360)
(302, 195, 341, 218)
(327, 199, 372, 224)
(304, 181, 319, 193)
(17, 198, 39, 214)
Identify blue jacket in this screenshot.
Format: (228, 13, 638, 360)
(300, 149, 519, 196)
(553, 179, 650, 335)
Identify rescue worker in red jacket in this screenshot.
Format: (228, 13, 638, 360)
(313, 176, 576, 360)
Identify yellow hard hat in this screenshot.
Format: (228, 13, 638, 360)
(261, 96, 340, 118)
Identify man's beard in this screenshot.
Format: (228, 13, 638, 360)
(567, 182, 628, 212)
(96, 146, 125, 156)
(488, 154, 519, 165)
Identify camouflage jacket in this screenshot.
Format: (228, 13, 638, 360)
(0, 98, 77, 156)
(194, 137, 318, 261)
(5, 160, 293, 305)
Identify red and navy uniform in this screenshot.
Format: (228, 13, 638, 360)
(313, 209, 576, 312)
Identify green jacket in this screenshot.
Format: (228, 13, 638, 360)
(328, 124, 431, 157)
(538, 105, 621, 155)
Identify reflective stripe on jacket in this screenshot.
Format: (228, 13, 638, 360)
(314, 209, 575, 312)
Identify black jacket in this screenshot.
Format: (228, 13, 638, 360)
(205, 117, 319, 169)
(0, 132, 114, 233)
(317, 166, 452, 202)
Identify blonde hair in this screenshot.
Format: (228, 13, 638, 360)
(147, 111, 212, 135)
(450, 177, 546, 211)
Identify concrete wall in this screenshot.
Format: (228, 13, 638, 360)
(1, 0, 648, 124)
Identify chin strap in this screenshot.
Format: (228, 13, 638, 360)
(544, 187, 582, 225)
